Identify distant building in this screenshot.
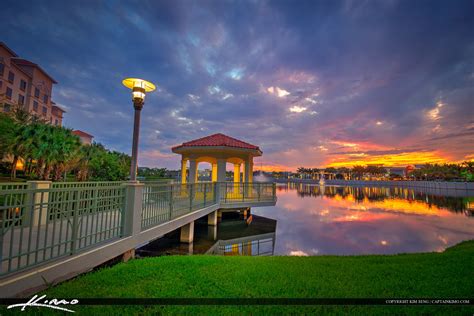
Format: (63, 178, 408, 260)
(0, 42, 65, 126)
(387, 167, 405, 177)
(72, 130, 94, 145)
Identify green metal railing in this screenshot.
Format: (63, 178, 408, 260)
(52, 181, 124, 189)
(0, 181, 276, 277)
(0, 184, 125, 275)
(141, 182, 217, 230)
(0, 183, 29, 191)
(220, 182, 276, 203)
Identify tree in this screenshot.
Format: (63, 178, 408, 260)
(352, 165, 366, 180)
(4, 105, 37, 179)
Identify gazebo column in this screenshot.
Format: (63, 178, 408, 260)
(212, 163, 217, 182)
(217, 158, 227, 200)
(181, 159, 187, 184)
(233, 164, 241, 183)
(188, 159, 197, 184)
(244, 158, 253, 183)
(217, 158, 226, 182)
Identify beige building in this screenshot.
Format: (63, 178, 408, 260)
(0, 42, 65, 126)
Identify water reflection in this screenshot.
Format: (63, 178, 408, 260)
(138, 184, 474, 257)
(136, 213, 276, 257)
(253, 183, 474, 255)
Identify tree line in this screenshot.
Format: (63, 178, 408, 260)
(0, 105, 131, 181)
(294, 163, 473, 181)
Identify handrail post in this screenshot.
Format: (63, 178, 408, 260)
(204, 182, 207, 206)
(168, 185, 173, 220)
(225, 182, 228, 203)
(24, 181, 51, 227)
(122, 182, 144, 240)
(70, 190, 79, 255)
(258, 183, 261, 201)
(189, 183, 193, 211)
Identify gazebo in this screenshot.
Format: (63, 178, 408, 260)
(172, 133, 262, 184)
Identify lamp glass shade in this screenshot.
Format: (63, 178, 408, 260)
(122, 78, 156, 92)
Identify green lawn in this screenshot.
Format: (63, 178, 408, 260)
(7, 241, 474, 315)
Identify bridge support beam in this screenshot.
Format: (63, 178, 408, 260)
(122, 249, 135, 262)
(180, 222, 194, 243)
(207, 225, 217, 240)
(208, 211, 218, 226)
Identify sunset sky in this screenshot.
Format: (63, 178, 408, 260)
(2, 0, 473, 171)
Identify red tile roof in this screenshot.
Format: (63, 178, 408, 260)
(11, 58, 58, 84)
(172, 133, 260, 151)
(73, 130, 94, 138)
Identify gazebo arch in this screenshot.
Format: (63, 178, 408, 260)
(172, 133, 262, 184)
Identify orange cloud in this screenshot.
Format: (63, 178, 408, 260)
(330, 140, 392, 151)
(325, 151, 448, 168)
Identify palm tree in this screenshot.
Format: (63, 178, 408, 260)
(352, 165, 366, 180)
(51, 127, 81, 181)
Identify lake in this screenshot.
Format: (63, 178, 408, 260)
(137, 183, 474, 257)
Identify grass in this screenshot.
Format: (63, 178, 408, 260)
(5, 241, 474, 315)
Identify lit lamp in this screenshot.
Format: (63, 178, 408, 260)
(122, 78, 156, 181)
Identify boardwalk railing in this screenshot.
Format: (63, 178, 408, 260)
(0, 183, 125, 276)
(1, 181, 276, 277)
(141, 182, 217, 230)
(220, 182, 276, 203)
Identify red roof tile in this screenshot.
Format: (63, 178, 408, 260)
(73, 130, 94, 138)
(172, 133, 260, 151)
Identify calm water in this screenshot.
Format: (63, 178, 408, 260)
(137, 183, 474, 257)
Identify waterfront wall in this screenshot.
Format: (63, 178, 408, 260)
(274, 179, 474, 191)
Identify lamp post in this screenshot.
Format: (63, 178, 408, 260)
(122, 78, 156, 182)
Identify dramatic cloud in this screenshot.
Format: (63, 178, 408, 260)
(1, 0, 473, 170)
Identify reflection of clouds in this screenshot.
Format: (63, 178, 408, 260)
(289, 250, 308, 256)
(437, 235, 448, 245)
(254, 185, 474, 256)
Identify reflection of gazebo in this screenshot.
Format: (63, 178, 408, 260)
(172, 133, 262, 184)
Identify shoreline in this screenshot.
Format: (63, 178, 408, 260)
(273, 178, 474, 191)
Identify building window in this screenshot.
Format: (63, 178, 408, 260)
(3, 104, 11, 112)
(8, 71, 14, 83)
(42, 106, 47, 116)
(18, 94, 25, 105)
(0, 63, 4, 77)
(35, 87, 40, 98)
(55, 119, 59, 126)
(33, 101, 39, 112)
(6, 87, 12, 99)
(43, 94, 48, 104)
(20, 79, 27, 91)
